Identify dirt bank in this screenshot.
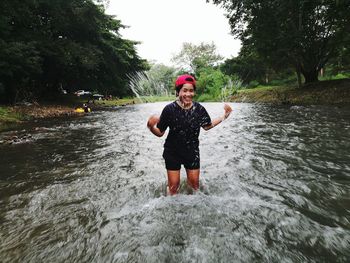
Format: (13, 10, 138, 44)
(0, 97, 140, 132)
(11, 104, 77, 119)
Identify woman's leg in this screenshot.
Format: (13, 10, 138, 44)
(186, 169, 200, 191)
(167, 170, 180, 195)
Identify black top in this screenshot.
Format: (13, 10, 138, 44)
(157, 101, 212, 151)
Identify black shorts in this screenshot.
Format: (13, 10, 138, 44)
(163, 147, 200, 170)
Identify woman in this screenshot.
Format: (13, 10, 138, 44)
(147, 74, 232, 195)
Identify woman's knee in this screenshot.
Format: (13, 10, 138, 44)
(186, 169, 200, 189)
(167, 170, 180, 194)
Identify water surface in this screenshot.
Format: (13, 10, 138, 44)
(0, 102, 349, 262)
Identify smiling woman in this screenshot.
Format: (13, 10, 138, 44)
(106, 0, 241, 65)
(147, 74, 232, 195)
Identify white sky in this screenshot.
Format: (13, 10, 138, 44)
(106, 0, 241, 66)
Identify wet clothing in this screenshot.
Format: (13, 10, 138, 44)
(157, 101, 211, 170)
(162, 147, 200, 170)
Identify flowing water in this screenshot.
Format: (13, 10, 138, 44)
(0, 102, 349, 262)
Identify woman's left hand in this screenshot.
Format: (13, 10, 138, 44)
(223, 104, 232, 119)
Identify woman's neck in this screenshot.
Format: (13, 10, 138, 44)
(176, 99, 193, 109)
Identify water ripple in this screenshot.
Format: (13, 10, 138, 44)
(0, 103, 349, 262)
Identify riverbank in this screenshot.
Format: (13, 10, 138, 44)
(0, 96, 174, 132)
(1, 79, 349, 131)
(230, 78, 350, 105)
(0, 100, 125, 132)
(0, 104, 79, 132)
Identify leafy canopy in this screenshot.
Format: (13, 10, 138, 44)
(0, 0, 148, 102)
(209, 0, 350, 83)
(171, 42, 223, 75)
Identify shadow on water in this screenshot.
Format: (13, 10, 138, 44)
(0, 103, 349, 262)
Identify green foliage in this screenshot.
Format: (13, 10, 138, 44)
(140, 96, 175, 103)
(221, 44, 269, 84)
(320, 72, 350, 81)
(147, 64, 177, 94)
(247, 80, 259, 89)
(0, 107, 23, 123)
(128, 63, 177, 97)
(195, 67, 239, 101)
(210, 0, 350, 84)
(0, 0, 148, 103)
(171, 42, 223, 75)
(196, 93, 217, 102)
(196, 68, 225, 98)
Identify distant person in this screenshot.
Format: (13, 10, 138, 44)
(83, 103, 90, 113)
(147, 74, 232, 195)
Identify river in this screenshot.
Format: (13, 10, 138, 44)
(0, 102, 349, 262)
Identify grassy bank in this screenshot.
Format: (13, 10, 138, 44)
(94, 95, 173, 107)
(0, 107, 26, 131)
(1, 79, 348, 132)
(230, 79, 350, 105)
(0, 95, 174, 132)
(0, 104, 79, 132)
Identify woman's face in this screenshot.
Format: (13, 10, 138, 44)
(178, 83, 195, 105)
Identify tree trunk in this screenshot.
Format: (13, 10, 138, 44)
(320, 67, 324, 77)
(302, 70, 319, 84)
(295, 65, 302, 88)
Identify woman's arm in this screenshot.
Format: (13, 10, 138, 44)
(147, 115, 165, 137)
(203, 104, 232, 131)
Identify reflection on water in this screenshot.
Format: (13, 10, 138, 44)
(0, 103, 349, 262)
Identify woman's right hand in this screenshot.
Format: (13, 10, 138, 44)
(147, 115, 160, 129)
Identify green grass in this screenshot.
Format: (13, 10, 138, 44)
(0, 107, 26, 132)
(95, 98, 135, 106)
(0, 107, 23, 123)
(231, 78, 350, 105)
(319, 72, 350, 81)
(94, 96, 174, 106)
(238, 85, 284, 93)
(196, 93, 218, 102)
(140, 96, 174, 103)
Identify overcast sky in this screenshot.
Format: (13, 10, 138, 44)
(106, 0, 241, 66)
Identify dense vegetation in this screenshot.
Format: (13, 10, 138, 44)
(210, 0, 350, 86)
(133, 0, 350, 102)
(0, 0, 148, 103)
(1, 0, 349, 105)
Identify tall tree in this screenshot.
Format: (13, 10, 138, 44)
(209, 0, 350, 83)
(0, 0, 148, 102)
(171, 42, 223, 74)
(221, 43, 270, 84)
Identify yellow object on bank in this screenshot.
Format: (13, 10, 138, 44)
(74, 108, 84, 113)
(74, 107, 91, 113)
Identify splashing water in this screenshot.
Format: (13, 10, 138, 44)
(127, 71, 170, 102)
(221, 78, 243, 102)
(1, 103, 350, 262)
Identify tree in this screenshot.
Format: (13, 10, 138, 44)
(209, 0, 350, 84)
(196, 67, 229, 100)
(171, 42, 223, 74)
(221, 43, 270, 84)
(327, 33, 350, 75)
(0, 0, 148, 102)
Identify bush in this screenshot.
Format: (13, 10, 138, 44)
(247, 80, 259, 88)
(196, 68, 230, 101)
(196, 93, 217, 102)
